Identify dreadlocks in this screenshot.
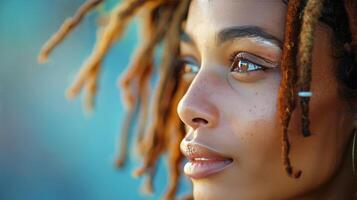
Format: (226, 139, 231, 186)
(39, 0, 190, 199)
(38, 0, 356, 199)
(278, 0, 327, 179)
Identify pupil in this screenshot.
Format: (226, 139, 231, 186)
(239, 61, 249, 72)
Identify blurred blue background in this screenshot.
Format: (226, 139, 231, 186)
(0, 0, 189, 199)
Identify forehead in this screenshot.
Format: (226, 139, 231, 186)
(185, 0, 288, 45)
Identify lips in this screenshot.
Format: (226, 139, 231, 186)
(180, 141, 234, 179)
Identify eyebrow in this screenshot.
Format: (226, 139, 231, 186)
(181, 25, 283, 49)
(218, 26, 283, 48)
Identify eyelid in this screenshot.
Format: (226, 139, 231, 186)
(180, 56, 198, 65)
(231, 52, 279, 69)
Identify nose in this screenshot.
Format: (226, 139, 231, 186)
(177, 71, 219, 129)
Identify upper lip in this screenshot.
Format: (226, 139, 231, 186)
(180, 140, 233, 162)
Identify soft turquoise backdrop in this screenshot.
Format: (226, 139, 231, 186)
(0, 1, 189, 199)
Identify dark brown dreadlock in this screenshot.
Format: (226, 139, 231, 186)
(38, 0, 356, 199)
(278, 0, 303, 179)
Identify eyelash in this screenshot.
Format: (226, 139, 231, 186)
(229, 52, 268, 73)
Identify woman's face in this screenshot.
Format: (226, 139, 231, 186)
(177, 1, 354, 199)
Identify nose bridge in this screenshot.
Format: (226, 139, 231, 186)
(177, 68, 220, 129)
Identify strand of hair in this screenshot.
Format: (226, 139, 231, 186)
(163, 77, 187, 200)
(115, 99, 137, 168)
(38, 0, 104, 63)
(279, 0, 303, 179)
(65, 0, 148, 101)
(298, 0, 326, 137)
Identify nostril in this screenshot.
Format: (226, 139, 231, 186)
(192, 117, 208, 124)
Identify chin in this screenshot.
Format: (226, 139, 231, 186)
(190, 168, 243, 200)
(193, 189, 220, 200)
(191, 180, 274, 200)
(192, 181, 238, 200)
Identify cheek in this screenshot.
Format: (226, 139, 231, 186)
(225, 71, 281, 135)
(223, 72, 283, 168)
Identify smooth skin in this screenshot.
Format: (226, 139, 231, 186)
(177, 1, 355, 200)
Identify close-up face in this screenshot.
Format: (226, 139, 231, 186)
(178, 1, 354, 199)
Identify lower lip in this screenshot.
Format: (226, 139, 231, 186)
(184, 159, 233, 179)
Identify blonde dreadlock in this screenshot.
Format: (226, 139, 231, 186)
(298, 0, 326, 138)
(38, 0, 104, 64)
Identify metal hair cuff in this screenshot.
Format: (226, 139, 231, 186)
(298, 91, 312, 97)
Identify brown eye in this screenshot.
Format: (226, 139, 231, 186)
(229, 52, 279, 82)
(183, 63, 200, 74)
(180, 57, 200, 74)
(229, 52, 279, 74)
(230, 59, 263, 73)
(179, 56, 199, 83)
